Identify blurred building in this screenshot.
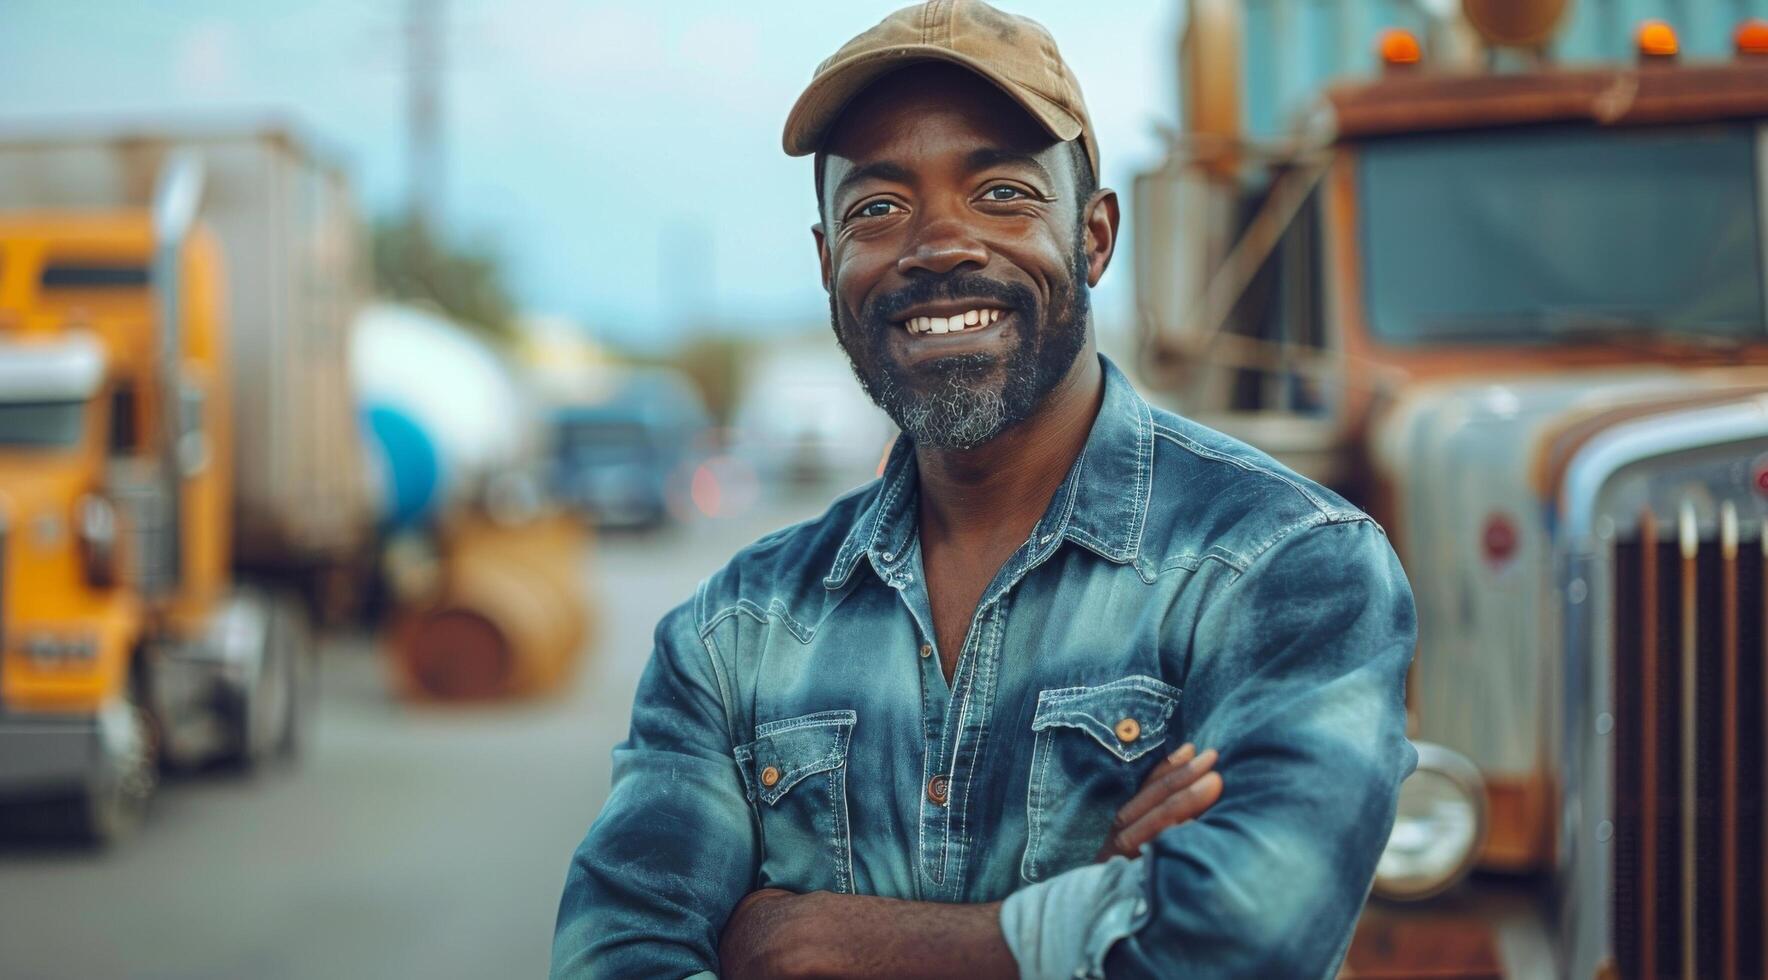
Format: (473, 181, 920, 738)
(729, 332, 895, 490)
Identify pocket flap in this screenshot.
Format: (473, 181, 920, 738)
(1031, 675, 1180, 762)
(734, 709, 856, 806)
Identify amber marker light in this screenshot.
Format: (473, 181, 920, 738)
(1637, 19, 1679, 59)
(1378, 28, 1423, 69)
(1738, 19, 1768, 56)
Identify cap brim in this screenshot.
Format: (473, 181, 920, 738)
(782, 45, 1082, 160)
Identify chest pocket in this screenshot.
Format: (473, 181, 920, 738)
(1021, 675, 1181, 883)
(735, 709, 857, 894)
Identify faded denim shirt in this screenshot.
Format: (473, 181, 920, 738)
(552, 356, 1418, 979)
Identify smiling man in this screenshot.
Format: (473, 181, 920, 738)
(551, 3, 1418, 978)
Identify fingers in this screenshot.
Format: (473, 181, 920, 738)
(1103, 770, 1224, 859)
(1137, 742, 1196, 789)
(1113, 747, 1219, 833)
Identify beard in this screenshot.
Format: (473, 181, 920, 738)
(830, 226, 1091, 451)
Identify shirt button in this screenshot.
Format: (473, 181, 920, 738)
(760, 765, 781, 788)
(927, 773, 950, 805)
(919, 643, 932, 659)
(1115, 717, 1141, 743)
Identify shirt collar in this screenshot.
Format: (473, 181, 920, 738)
(824, 354, 1155, 590)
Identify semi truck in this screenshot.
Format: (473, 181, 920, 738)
(0, 125, 370, 843)
(1135, 1, 1768, 976)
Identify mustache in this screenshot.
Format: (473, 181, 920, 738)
(864, 272, 1037, 325)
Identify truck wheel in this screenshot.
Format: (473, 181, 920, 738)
(273, 595, 315, 760)
(208, 591, 283, 770)
(236, 593, 308, 768)
(78, 673, 159, 845)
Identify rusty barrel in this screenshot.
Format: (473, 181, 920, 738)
(390, 512, 594, 700)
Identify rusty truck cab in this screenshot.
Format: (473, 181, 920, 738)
(1135, 14, 1768, 977)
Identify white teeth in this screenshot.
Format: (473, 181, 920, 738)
(903, 309, 1005, 335)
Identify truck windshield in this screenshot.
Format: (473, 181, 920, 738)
(0, 400, 86, 448)
(1359, 124, 1765, 346)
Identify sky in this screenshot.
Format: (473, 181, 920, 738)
(0, 1, 1184, 349)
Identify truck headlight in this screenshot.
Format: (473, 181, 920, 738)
(1372, 742, 1487, 902)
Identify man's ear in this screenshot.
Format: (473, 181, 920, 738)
(1082, 189, 1120, 288)
(812, 222, 832, 293)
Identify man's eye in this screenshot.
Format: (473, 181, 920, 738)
(984, 186, 1027, 201)
(856, 200, 899, 218)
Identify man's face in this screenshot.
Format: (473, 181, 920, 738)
(814, 64, 1112, 450)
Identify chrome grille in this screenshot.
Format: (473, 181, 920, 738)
(1611, 502, 1766, 979)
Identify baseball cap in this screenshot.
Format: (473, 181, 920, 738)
(782, 0, 1099, 179)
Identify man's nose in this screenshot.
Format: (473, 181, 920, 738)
(896, 216, 988, 277)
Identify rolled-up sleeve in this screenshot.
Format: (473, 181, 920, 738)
(551, 590, 757, 979)
(1001, 516, 1418, 979)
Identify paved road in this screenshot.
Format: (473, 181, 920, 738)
(0, 483, 843, 980)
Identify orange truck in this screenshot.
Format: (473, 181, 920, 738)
(1135, 1, 1768, 976)
(0, 127, 368, 843)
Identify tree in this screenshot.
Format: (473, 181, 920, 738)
(371, 215, 517, 344)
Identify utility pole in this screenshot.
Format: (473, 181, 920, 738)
(407, 0, 445, 234)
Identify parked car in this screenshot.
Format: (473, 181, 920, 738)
(548, 368, 710, 528)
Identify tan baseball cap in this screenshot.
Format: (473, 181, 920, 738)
(782, 0, 1099, 179)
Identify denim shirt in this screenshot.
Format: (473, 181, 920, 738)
(552, 355, 1418, 979)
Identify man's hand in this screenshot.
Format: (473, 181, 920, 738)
(1094, 742, 1223, 862)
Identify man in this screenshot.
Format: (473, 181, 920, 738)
(552, 2, 1417, 977)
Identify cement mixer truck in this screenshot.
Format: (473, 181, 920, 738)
(1136, 1, 1768, 976)
(0, 125, 370, 843)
